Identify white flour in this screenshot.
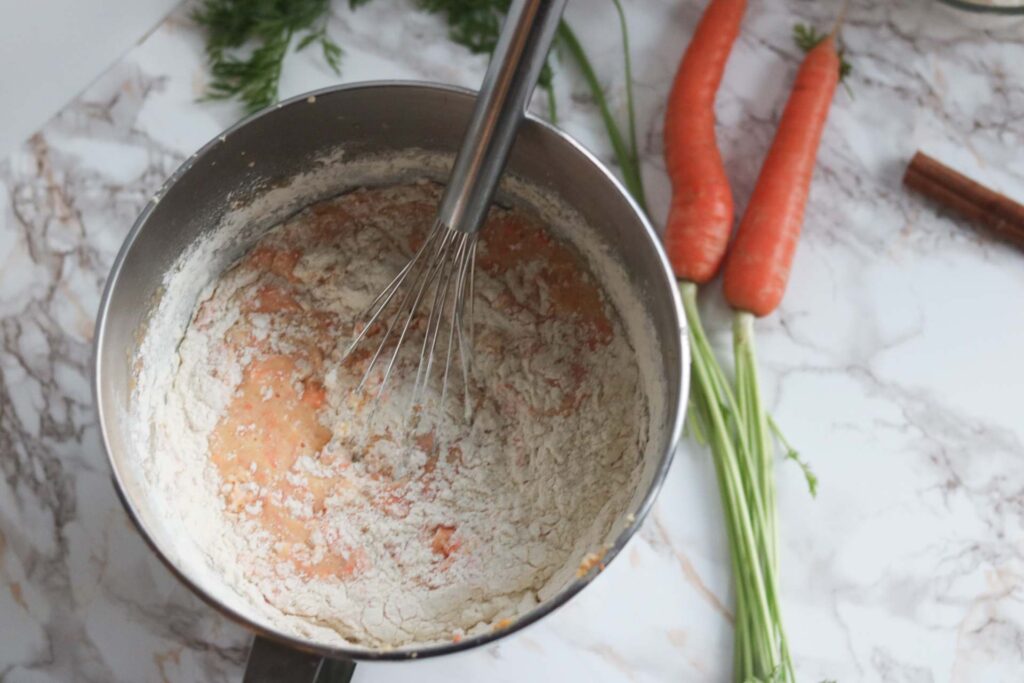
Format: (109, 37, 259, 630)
(133, 180, 649, 648)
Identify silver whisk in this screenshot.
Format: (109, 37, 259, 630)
(342, 0, 567, 421)
(344, 220, 478, 418)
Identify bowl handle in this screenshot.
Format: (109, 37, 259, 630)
(243, 635, 356, 683)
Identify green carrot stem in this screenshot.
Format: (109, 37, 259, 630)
(687, 398, 709, 445)
(690, 389, 750, 674)
(734, 312, 777, 565)
(558, 22, 647, 210)
(609, 0, 641, 175)
(769, 414, 819, 497)
(732, 310, 796, 682)
(681, 283, 782, 676)
(544, 79, 558, 123)
(689, 309, 771, 575)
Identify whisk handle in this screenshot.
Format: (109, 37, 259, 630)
(437, 0, 568, 235)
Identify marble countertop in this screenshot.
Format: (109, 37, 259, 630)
(2, 1, 1023, 681)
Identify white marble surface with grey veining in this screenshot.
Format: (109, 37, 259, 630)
(2, 1, 1023, 681)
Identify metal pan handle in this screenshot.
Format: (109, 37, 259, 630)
(242, 636, 356, 683)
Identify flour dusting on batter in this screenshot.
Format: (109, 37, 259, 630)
(135, 181, 647, 648)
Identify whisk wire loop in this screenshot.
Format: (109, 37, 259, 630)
(343, 221, 478, 432)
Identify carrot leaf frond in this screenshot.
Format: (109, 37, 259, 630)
(792, 22, 825, 52)
(194, 0, 343, 113)
(792, 22, 852, 83)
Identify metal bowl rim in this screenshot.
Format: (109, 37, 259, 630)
(935, 0, 1024, 14)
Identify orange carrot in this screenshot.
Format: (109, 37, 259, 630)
(723, 35, 840, 316)
(663, 0, 746, 283)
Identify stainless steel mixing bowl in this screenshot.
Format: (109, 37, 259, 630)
(93, 82, 688, 682)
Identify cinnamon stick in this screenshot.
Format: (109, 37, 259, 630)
(903, 151, 1024, 251)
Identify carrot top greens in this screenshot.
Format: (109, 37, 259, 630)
(194, 0, 343, 112)
(793, 22, 852, 81)
(193, 0, 644, 209)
